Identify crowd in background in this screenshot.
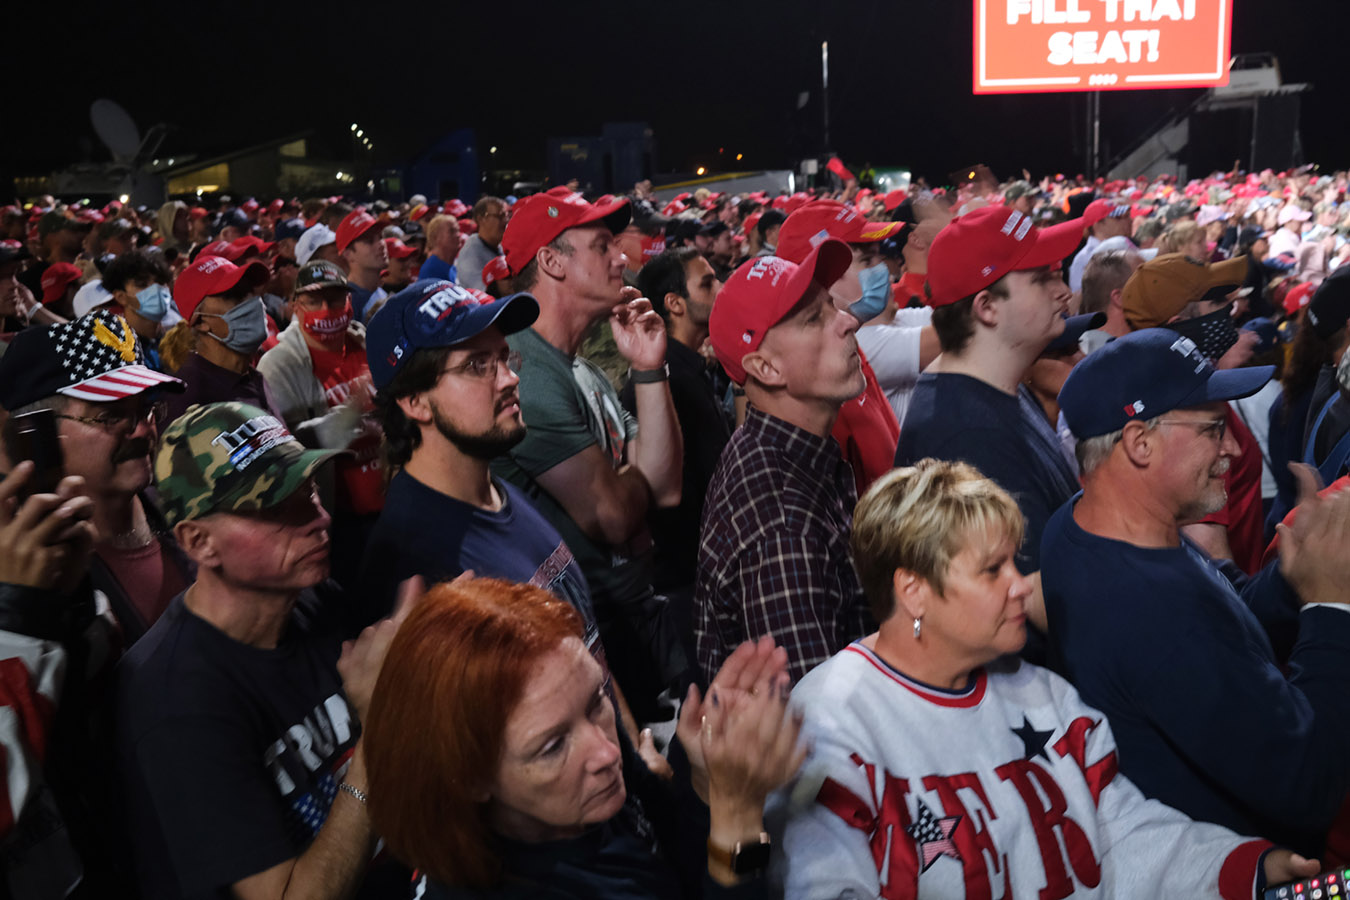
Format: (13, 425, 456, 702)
(3, 158, 1350, 899)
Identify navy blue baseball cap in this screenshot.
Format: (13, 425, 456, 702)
(1044, 312, 1106, 355)
(365, 279, 539, 390)
(1058, 327, 1274, 440)
(1240, 316, 1279, 356)
(274, 217, 307, 243)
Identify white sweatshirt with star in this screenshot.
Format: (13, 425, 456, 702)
(769, 642, 1270, 900)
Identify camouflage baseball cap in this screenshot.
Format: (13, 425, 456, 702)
(154, 402, 341, 527)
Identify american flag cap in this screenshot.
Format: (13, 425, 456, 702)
(0, 310, 184, 411)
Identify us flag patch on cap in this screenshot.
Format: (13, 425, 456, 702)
(50, 310, 183, 401)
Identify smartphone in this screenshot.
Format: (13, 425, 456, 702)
(8, 409, 64, 497)
(1264, 867, 1350, 899)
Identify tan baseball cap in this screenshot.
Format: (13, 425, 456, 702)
(1122, 253, 1248, 330)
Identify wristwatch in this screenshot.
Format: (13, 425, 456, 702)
(629, 363, 669, 384)
(707, 832, 772, 876)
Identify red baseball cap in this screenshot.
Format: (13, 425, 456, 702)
(175, 255, 270, 321)
(409, 204, 436, 222)
(1283, 281, 1316, 316)
(458, 219, 478, 235)
(443, 199, 470, 218)
(709, 238, 852, 385)
(776, 200, 906, 264)
(335, 209, 388, 254)
(229, 235, 274, 257)
(189, 207, 209, 220)
(501, 192, 630, 276)
(1082, 198, 1131, 227)
(41, 262, 83, 305)
(268, 198, 285, 214)
(742, 211, 763, 239)
(384, 237, 418, 259)
(924, 207, 1085, 308)
(482, 254, 510, 288)
(198, 240, 232, 261)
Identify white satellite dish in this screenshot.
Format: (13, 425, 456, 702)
(90, 99, 141, 163)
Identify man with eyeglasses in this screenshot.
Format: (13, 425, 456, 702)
(457, 196, 508, 291)
(0, 309, 188, 644)
(1119, 253, 1267, 574)
(360, 280, 607, 651)
(1043, 327, 1350, 857)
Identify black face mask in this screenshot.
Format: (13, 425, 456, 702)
(1167, 306, 1239, 362)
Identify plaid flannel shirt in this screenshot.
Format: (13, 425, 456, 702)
(695, 405, 873, 684)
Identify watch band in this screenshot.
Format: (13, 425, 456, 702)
(337, 782, 368, 805)
(707, 832, 772, 875)
(629, 364, 670, 384)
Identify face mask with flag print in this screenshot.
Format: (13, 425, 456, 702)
(1166, 305, 1239, 363)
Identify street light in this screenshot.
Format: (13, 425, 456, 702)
(350, 123, 357, 131)
(696, 167, 706, 176)
(490, 146, 497, 154)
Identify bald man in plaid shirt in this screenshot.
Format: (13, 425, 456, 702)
(696, 238, 874, 683)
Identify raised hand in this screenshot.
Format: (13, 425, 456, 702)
(0, 464, 95, 592)
(338, 574, 426, 723)
(610, 286, 667, 371)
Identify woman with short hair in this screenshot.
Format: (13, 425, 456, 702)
(774, 459, 1317, 898)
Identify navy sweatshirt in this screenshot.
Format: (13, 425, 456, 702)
(1041, 494, 1350, 855)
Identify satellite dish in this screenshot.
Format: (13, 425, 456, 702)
(90, 99, 141, 162)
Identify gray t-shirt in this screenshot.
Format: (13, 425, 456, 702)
(456, 234, 501, 291)
(492, 327, 653, 612)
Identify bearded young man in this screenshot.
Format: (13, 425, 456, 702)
(358, 280, 599, 635)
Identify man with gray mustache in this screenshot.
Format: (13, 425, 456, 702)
(0, 309, 189, 645)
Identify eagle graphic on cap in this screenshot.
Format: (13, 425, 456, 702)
(93, 315, 138, 363)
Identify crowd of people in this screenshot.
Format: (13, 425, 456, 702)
(3, 161, 1350, 899)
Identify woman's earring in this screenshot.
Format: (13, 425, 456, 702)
(913, 617, 922, 640)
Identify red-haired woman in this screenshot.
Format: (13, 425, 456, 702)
(362, 577, 803, 899)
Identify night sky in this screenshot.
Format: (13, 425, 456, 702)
(4, 0, 1347, 191)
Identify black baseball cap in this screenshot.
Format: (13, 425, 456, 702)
(1306, 266, 1350, 340)
(0, 240, 31, 266)
(294, 260, 348, 294)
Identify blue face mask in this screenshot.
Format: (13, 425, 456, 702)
(202, 297, 269, 356)
(135, 283, 172, 322)
(848, 263, 894, 323)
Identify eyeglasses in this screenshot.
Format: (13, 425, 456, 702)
(55, 400, 168, 432)
(1159, 416, 1227, 442)
(440, 350, 522, 380)
(295, 292, 350, 310)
